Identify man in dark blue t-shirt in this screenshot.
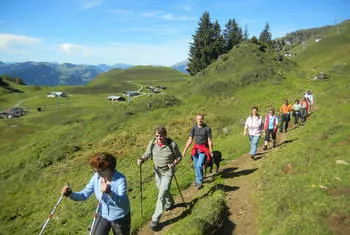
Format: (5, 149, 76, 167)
(182, 114, 213, 189)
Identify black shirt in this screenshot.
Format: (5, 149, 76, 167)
(190, 124, 212, 144)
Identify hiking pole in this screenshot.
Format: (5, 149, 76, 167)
(139, 164, 143, 224)
(89, 200, 101, 235)
(39, 182, 69, 235)
(173, 173, 185, 203)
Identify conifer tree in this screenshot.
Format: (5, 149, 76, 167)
(187, 11, 216, 75)
(243, 24, 249, 41)
(259, 23, 272, 46)
(223, 18, 243, 53)
(210, 20, 225, 60)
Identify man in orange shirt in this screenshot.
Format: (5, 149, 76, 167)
(279, 99, 293, 133)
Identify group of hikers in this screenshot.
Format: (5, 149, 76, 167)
(60, 90, 314, 235)
(61, 113, 213, 234)
(244, 90, 314, 159)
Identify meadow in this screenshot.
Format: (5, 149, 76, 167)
(0, 20, 349, 235)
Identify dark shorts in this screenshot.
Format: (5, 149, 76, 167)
(264, 129, 276, 141)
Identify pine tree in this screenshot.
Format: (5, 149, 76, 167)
(187, 11, 216, 75)
(210, 20, 225, 61)
(243, 24, 249, 41)
(223, 18, 243, 53)
(259, 23, 272, 46)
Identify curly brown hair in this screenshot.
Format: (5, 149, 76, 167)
(89, 152, 116, 170)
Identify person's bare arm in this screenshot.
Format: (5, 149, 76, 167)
(208, 136, 213, 153)
(182, 136, 193, 156)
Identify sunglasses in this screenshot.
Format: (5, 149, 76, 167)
(93, 168, 107, 173)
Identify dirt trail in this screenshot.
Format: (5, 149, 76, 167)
(137, 133, 287, 235)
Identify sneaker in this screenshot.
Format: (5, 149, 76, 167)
(150, 221, 159, 231)
(263, 145, 267, 150)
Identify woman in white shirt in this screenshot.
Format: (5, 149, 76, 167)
(243, 106, 264, 159)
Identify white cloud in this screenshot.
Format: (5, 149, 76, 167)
(140, 11, 159, 18)
(79, 0, 104, 10)
(109, 8, 134, 15)
(60, 43, 91, 57)
(140, 11, 195, 21)
(161, 13, 196, 21)
(0, 34, 41, 53)
(175, 0, 197, 12)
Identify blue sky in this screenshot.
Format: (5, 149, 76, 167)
(0, 0, 349, 66)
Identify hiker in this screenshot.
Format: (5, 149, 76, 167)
(292, 99, 302, 127)
(243, 106, 264, 159)
(279, 99, 293, 133)
(304, 90, 314, 112)
(300, 97, 309, 122)
(182, 114, 213, 189)
(61, 152, 131, 235)
(137, 126, 182, 231)
(263, 108, 279, 150)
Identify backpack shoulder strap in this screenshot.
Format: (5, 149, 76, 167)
(150, 138, 157, 160)
(166, 138, 176, 157)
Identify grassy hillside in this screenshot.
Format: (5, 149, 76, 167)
(0, 21, 349, 235)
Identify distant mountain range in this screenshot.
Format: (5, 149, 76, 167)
(0, 61, 188, 86)
(171, 61, 188, 74)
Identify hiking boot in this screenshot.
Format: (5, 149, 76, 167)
(196, 183, 203, 189)
(165, 203, 174, 211)
(193, 182, 203, 189)
(150, 221, 160, 231)
(263, 145, 267, 150)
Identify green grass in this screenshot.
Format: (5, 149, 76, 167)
(167, 189, 227, 235)
(1, 21, 350, 235)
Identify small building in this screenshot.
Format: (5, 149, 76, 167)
(0, 107, 25, 119)
(146, 85, 166, 93)
(47, 92, 67, 98)
(107, 96, 126, 102)
(284, 52, 293, 57)
(314, 37, 324, 42)
(123, 91, 140, 97)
